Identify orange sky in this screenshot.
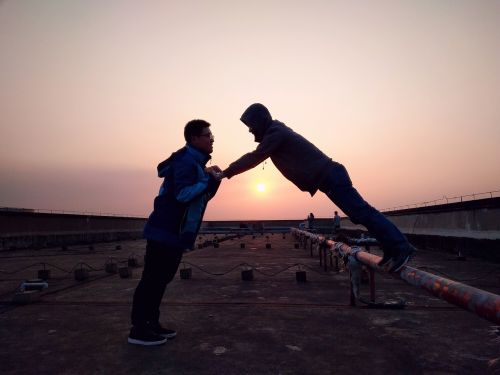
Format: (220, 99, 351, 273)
(1, 1, 499, 220)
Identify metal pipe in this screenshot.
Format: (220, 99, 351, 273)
(399, 266, 500, 324)
(319, 241, 323, 267)
(349, 271, 356, 306)
(292, 228, 500, 325)
(369, 269, 376, 302)
(323, 246, 328, 272)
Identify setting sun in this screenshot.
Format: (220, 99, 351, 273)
(256, 183, 266, 193)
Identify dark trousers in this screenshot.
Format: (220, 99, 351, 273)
(131, 240, 183, 328)
(319, 162, 409, 252)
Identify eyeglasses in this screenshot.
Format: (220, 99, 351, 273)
(199, 132, 214, 140)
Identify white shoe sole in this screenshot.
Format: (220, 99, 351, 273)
(128, 337, 167, 346)
(159, 332, 177, 339)
(390, 254, 412, 272)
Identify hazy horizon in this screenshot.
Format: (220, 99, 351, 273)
(1, 1, 499, 220)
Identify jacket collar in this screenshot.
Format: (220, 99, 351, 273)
(186, 144, 211, 165)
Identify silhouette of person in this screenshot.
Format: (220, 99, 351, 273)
(333, 210, 341, 234)
(307, 212, 315, 231)
(218, 103, 415, 272)
(129, 119, 221, 346)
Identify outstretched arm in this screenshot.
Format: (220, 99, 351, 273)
(222, 128, 281, 179)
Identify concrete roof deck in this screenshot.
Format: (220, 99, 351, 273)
(0, 233, 499, 374)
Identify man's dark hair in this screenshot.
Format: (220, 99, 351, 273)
(184, 119, 211, 143)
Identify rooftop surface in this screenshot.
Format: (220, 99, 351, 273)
(1, 233, 499, 374)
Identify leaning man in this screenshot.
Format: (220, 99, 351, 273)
(129, 119, 221, 346)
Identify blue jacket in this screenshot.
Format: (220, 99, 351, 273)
(143, 144, 220, 249)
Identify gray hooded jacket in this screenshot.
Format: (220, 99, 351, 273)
(223, 103, 333, 195)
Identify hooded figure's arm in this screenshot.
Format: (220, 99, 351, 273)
(223, 127, 282, 179)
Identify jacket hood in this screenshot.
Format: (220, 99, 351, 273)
(157, 147, 185, 177)
(156, 145, 211, 178)
(240, 103, 272, 142)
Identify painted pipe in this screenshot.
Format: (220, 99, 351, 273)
(291, 228, 500, 325)
(400, 266, 500, 324)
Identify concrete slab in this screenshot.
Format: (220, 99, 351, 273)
(1, 234, 499, 374)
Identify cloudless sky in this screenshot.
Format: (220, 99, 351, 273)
(1, 0, 499, 220)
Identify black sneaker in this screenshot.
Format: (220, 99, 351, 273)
(377, 248, 394, 267)
(388, 244, 417, 273)
(150, 323, 177, 339)
(128, 326, 167, 346)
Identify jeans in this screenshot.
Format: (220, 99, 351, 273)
(131, 240, 184, 328)
(319, 162, 408, 252)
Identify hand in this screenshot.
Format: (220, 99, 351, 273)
(205, 166, 224, 180)
(214, 171, 225, 181)
(205, 166, 222, 174)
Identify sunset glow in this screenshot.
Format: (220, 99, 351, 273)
(256, 183, 266, 193)
(0, 1, 499, 220)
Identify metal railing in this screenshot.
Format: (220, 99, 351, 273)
(381, 189, 500, 212)
(2, 189, 498, 219)
(292, 228, 500, 325)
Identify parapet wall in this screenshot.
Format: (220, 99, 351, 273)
(0, 210, 146, 250)
(342, 197, 500, 239)
(340, 197, 500, 261)
(2, 197, 499, 259)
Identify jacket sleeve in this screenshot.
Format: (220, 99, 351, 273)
(223, 127, 282, 178)
(174, 162, 209, 203)
(174, 161, 222, 203)
(206, 173, 221, 199)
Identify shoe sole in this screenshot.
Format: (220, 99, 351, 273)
(128, 337, 167, 346)
(159, 332, 176, 339)
(390, 253, 414, 273)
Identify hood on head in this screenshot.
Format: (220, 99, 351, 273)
(240, 103, 272, 142)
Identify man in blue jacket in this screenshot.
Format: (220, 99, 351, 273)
(219, 103, 415, 273)
(129, 119, 221, 346)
